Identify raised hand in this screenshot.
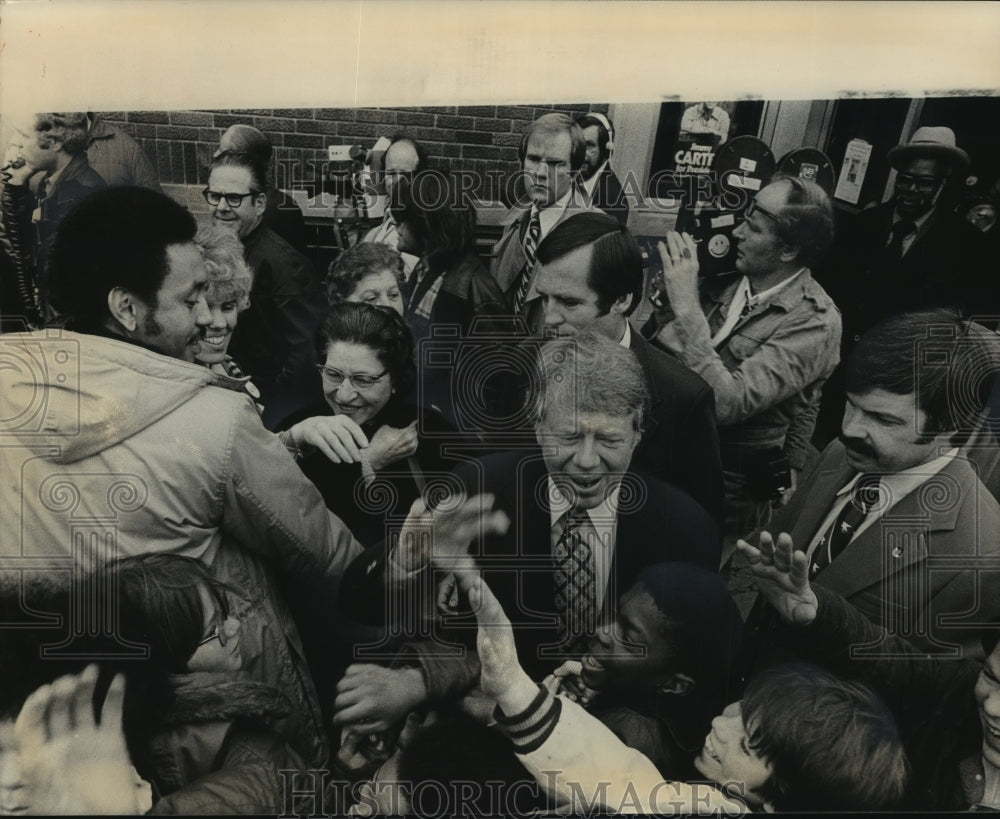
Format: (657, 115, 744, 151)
(287, 414, 369, 463)
(454, 569, 535, 712)
(14, 664, 151, 815)
(396, 494, 509, 573)
(735, 531, 818, 625)
(656, 231, 701, 311)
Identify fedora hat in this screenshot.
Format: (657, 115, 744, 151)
(888, 126, 969, 173)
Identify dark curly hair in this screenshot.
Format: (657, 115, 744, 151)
(389, 170, 477, 273)
(319, 301, 416, 398)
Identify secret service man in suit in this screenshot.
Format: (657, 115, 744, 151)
(490, 113, 599, 331)
(576, 113, 629, 225)
(731, 308, 1000, 656)
(337, 330, 721, 724)
(532, 210, 723, 529)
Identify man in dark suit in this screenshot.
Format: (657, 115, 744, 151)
(489, 113, 598, 332)
(731, 309, 1000, 655)
(818, 126, 990, 446)
(334, 331, 720, 729)
(532, 211, 723, 529)
(577, 113, 629, 225)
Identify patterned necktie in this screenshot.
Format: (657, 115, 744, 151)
(552, 510, 597, 647)
(513, 209, 542, 315)
(885, 220, 916, 262)
(810, 474, 882, 578)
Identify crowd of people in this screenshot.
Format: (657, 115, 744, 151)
(1, 107, 1000, 814)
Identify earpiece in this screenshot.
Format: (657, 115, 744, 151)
(589, 112, 615, 154)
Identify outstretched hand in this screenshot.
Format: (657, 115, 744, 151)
(735, 531, 818, 625)
(396, 493, 510, 573)
(14, 664, 151, 815)
(453, 569, 535, 712)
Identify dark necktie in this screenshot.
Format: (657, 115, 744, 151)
(810, 474, 881, 578)
(885, 220, 916, 262)
(513, 209, 542, 315)
(552, 510, 597, 647)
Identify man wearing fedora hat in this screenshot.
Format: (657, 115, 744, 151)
(831, 125, 987, 347)
(816, 125, 989, 448)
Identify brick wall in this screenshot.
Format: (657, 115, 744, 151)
(100, 103, 610, 202)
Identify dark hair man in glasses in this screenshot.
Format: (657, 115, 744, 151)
(205, 150, 326, 428)
(643, 175, 841, 550)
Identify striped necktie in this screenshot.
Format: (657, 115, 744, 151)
(513, 209, 542, 315)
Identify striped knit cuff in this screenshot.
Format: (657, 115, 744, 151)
(493, 684, 562, 754)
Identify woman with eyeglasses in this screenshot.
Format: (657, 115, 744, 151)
(278, 301, 457, 547)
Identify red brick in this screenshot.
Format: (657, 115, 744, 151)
(284, 133, 327, 149)
(253, 116, 297, 132)
(435, 114, 475, 130)
(463, 145, 501, 160)
(128, 111, 170, 124)
(494, 132, 523, 148)
(456, 130, 493, 145)
(169, 111, 214, 127)
(356, 108, 396, 124)
(156, 125, 200, 141)
(461, 105, 496, 118)
(315, 108, 358, 121)
(296, 119, 341, 135)
(338, 123, 379, 139)
(395, 111, 435, 126)
(496, 105, 535, 120)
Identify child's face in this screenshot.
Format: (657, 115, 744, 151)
(187, 583, 242, 673)
(693, 702, 773, 808)
(579, 586, 674, 693)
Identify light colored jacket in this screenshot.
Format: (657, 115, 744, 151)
(647, 270, 841, 470)
(0, 329, 365, 767)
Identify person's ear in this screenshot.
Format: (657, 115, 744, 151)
(761, 799, 777, 813)
(253, 191, 267, 216)
(659, 672, 695, 695)
(778, 243, 800, 264)
(612, 293, 633, 315)
(107, 287, 139, 332)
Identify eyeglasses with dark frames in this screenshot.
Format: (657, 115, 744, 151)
(895, 173, 942, 192)
(202, 188, 262, 208)
(744, 199, 782, 224)
(316, 365, 389, 390)
(197, 587, 230, 647)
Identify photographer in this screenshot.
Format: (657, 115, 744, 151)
(643, 175, 841, 547)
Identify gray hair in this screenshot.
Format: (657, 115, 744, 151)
(534, 330, 648, 433)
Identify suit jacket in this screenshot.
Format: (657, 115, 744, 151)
(490, 196, 601, 329)
(229, 225, 326, 429)
(737, 440, 1000, 653)
(584, 164, 629, 225)
(830, 201, 990, 350)
(342, 452, 720, 679)
(628, 329, 724, 529)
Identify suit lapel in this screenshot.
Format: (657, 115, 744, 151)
(817, 459, 969, 598)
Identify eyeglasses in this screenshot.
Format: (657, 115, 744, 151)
(197, 587, 230, 647)
(744, 199, 782, 224)
(895, 173, 942, 192)
(202, 188, 262, 208)
(316, 365, 389, 390)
